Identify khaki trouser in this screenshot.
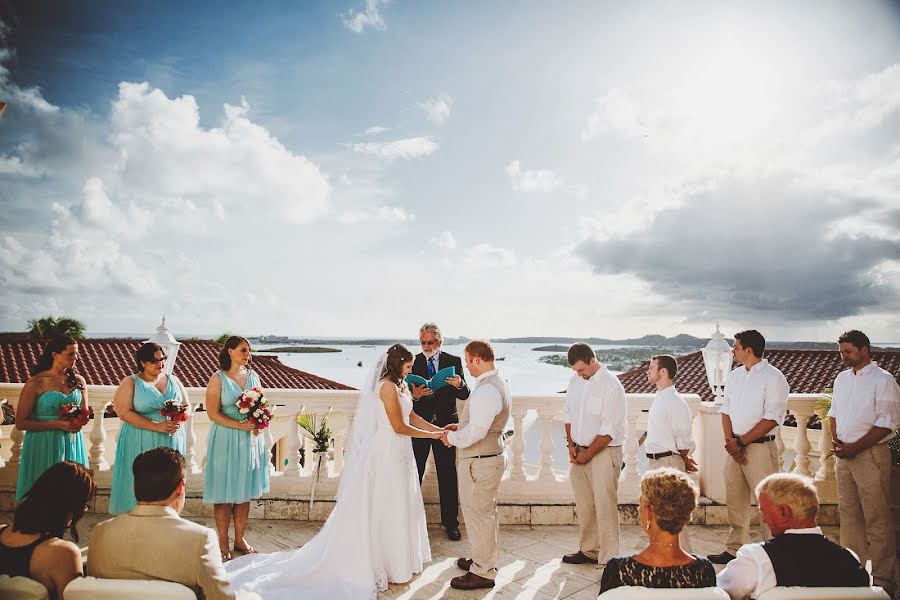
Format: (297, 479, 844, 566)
(570, 445, 623, 564)
(836, 444, 897, 594)
(649, 453, 694, 553)
(724, 440, 777, 553)
(458, 453, 506, 580)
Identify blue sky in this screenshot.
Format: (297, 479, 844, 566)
(1, 1, 899, 341)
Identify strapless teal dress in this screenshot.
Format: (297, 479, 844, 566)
(203, 370, 269, 503)
(109, 374, 187, 514)
(16, 389, 89, 501)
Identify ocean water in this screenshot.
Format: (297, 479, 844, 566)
(254, 342, 640, 392)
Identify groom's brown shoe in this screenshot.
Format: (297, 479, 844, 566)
(450, 572, 495, 590)
(456, 557, 473, 571)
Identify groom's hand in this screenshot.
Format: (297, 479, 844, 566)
(440, 431, 454, 447)
(411, 384, 433, 400)
(444, 424, 459, 431)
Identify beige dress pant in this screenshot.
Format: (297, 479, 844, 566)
(724, 440, 777, 554)
(836, 444, 897, 594)
(458, 453, 507, 580)
(649, 453, 694, 553)
(570, 445, 623, 564)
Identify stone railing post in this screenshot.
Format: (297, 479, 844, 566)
(1, 424, 24, 485)
(184, 412, 201, 475)
(618, 410, 642, 499)
(508, 408, 527, 481)
(814, 404, 838, 500)
(538, 409, 555, 481)
(790, 400, 816, 477)
(88, 394, 112, 471)
(774, 426, 785, 471)
(282, 409, 303, 478)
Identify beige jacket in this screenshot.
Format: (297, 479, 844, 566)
(87, 505, 236, 600)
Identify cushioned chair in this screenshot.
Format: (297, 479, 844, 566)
(64, 576, 196, 600)
(599, 586, 730, 599)
(758, 586, 890, 599)
(0, 575, 50, 600)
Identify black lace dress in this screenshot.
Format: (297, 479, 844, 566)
(599, 554, 717, 594)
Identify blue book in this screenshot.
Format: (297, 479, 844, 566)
(406, 366, 456, 392)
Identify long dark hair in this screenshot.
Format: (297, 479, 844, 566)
(14, 461, 96, 542)
(30, 335, 84, 390)
(381, 343, 413, 386)
(218, 335, 251, 371)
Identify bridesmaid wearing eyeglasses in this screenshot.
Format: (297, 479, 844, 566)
(108, 342, 191, 514)
(15, 336, 90, 502)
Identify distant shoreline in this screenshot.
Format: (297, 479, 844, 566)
(256, 346, 342, 353)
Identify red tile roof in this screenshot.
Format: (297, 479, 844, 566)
(0, 338, 354, 390)
(617, 349, 900, 402)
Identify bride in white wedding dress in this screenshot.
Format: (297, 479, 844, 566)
(226, 344, 448, 599)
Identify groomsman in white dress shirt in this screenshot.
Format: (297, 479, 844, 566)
(708, 329, 789, 565)
(645, 354, 698, 551)
(828, 329, 900, 596)
(441, 340, 510, 591)
(562, 342, 627, 566)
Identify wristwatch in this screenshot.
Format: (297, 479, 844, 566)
(735, 434, 746, 448)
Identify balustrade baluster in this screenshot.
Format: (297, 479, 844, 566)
(618, 412, 641, 498)
(283, 409, 303, 477)
(814, 405, 838, 500)
(88, 398, 110, 471)
(791, 407, 813, 476)
(184, 410, 201, 475)
(774, 427, 785, 471)
(538, 409, 555, 481)
(509, 409, 526, 481)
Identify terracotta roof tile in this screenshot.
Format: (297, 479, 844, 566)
(617, 349, 900, 402)
(0, 339, 354, 391)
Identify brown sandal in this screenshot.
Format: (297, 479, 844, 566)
(233, 544, 257, 555)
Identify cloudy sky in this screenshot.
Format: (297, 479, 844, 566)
(1, 1, 899, 341)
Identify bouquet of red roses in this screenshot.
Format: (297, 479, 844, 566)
(58, 402, 90, 442)
(236, 387, 274, 430)
(159, 399, 189, 428)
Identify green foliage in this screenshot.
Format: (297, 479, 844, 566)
(297, 414, 332, 454)
(27, 315, 86, 339)
(214, 332, 234, 344)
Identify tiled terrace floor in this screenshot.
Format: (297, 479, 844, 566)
(1, 513, 840, 599)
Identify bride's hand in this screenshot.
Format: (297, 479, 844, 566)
(443, 423, 459, 431)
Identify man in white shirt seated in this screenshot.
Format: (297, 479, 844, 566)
(88, 447, 237, 600)
(828, 329, 900, 597)
(717, 472, 870, 600)
(562, 342, 627, 566)
(645, 354, 698, 551)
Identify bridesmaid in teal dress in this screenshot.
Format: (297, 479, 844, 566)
(108, 342, 191, 514)
(203, 335, 269, 562)
(15, 336, 90, 502)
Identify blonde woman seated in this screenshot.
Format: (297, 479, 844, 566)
(599, 468, 715, 594)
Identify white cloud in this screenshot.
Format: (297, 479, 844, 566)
(418, 94, 453, 125)
(341, 0, 388, 33)
(464, 243, 517, 268)
(581, 88, 647, 141)
(351, 136, 438, 160)
(505, 160, 562, 192)
(0, 154, 44, 177)
(337, 203, 414, 224)
(361, 125, 390, 135)
(431, 230, 457, 250)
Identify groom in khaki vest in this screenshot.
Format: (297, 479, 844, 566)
(441, 339, 510, 590)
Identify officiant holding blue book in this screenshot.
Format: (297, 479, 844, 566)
(411, 322, 469, 541)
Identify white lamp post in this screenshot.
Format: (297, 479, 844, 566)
(702, 322, 733, 405)
(145, 316, 181, 377)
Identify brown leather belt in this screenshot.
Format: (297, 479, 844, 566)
(646, 451, 675, 459)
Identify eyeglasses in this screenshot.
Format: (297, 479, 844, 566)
(147, 356, 167, 364)
(420, 339, 439, 346)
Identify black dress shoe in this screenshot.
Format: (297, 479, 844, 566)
(707, 551, 737, 564)
(562, 550, 595, 564)
(457, 557, 473, 571)
(446, 527, 462, 541)
(450, 572, 495, 590)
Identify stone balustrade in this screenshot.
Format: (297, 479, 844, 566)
(0, 383, 836, 515)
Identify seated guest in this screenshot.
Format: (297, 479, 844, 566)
(599, 468, 715, 594)
(717, 472, 870, 600)
(0, 461, 96, 600)
(88, 447, 237, 600)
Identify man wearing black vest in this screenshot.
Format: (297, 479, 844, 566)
(717, 472, 869, 599)
(410, 322, 469, 541)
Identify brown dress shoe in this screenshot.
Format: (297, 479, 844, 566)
(456, 557, 473, 571)
(450, 572, 495, 590)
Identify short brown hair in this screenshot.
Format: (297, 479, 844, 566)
(567, 343, 595, 366)
(133, 447, 186, 502)
(838, 330, 870, 352)
(641, 467, 698, 534)
(652, 354, 678, 379)
(464, 339, 495, 361)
